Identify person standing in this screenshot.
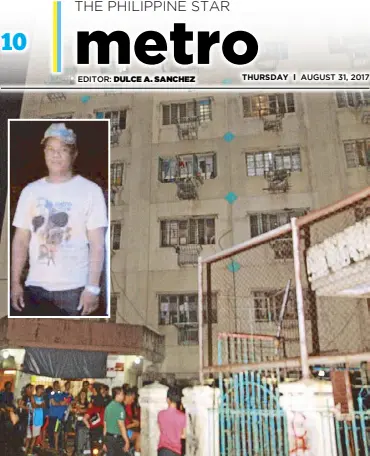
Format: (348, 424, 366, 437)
(30, 385, 45, 455)
(83, 394, 105, 449)
(48, 380, 67, 452)
(103, 387, 130, 455)
(157, 387, 186, 456)
(20, 383, 35, 455)
(0, 382, 14, 408)
(11, 122, 108, 317)
(123, 388, 141, 455)
(62, 381, 74, 449)
(82, 380, 92, 402)
(102, 385, 112, 407)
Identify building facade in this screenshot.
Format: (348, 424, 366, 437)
(18, 86, 370, 381)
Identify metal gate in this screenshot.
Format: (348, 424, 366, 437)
(217, 333, 294, 456)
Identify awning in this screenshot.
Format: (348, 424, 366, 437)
(0, 317, 165, 364)
(23, 347, 108, 379)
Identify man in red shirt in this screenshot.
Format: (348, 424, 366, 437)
(124, 388, 141, 454)
(83, 394, 105, 447)
(157, 387, 186, 456)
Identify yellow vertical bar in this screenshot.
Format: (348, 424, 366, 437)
(53, 2, 58, 72)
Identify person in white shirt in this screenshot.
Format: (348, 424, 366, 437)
(11, 122, 108, 316)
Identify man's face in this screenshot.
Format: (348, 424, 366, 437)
(37, 388, 44, 397)
(65, 383, 71, 392)
(5, 383, 11, 391)
(26, 386, 34, 397)
(54, 382, 60, 392)
(116, 391, 124, 403)
(83, 381, 89, 391)
(125, 394, 134, 405)
(44, 137, 76, 175)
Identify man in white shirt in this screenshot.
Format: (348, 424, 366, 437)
(11, 122, 108, 316)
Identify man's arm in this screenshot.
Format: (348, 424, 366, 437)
(78, 227, 105, 315)
(11, 228, 31, 311)
(86, 227, 105, 287)
(82, 412, 91, 429)
(31, 397, 44, 409)
(118, 420, 130, 448)
(12, 228, 30, 281)
(50, 398, 66, 406)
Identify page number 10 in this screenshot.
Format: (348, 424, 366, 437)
(1, 33, 28, 52)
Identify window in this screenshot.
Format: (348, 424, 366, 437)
(246, 148, 301, 177)
(336, 92, 370, 108)
(111, 222, 122, 250)
(178, 327, 199, 345)
(343, 139, 370, 168)
(250, 210, 307, 238)
(111, 162, 125, 186)
(162, 99, 212, 125)
(42, 113, 74, 119)
(160, 218, 216, 246)
(158, 293, 217, 325)
(110, 293, 119, 322)
(96, 110, 127, 130)
(243, 93, 295, 118)
(158, 153, 217, 182)
(253, 289, 310, 322)
(45, 93, 67, 103)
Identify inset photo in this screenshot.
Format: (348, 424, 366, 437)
(8, 119, 110, 318)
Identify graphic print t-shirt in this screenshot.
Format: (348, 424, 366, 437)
(13, 175, 108, 291)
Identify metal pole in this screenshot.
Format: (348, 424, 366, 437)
(291, 217, 310, 380)
(198, 256, 204, 385)
(206, 263, 213, 370)
(303, 226, 320, 354)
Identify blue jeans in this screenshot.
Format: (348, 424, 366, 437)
(23, 286, 84, 317)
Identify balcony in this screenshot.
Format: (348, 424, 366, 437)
(175, 323, 199, 345)
(175, 244, 202, 266)
(175, 177, 202, 200)
(110, 125, 121, 146)
(269, 238, 293, 260)
(262, 112, 284, 132)
(176, 116, 200, 140)
(361, 110, 370, 124)
(263, 169, 291, 193)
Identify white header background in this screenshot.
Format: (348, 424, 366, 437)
(1, 0, 370, 86)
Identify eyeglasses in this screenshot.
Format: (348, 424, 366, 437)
(44, 146, 71, 156)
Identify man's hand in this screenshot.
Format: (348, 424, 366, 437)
(77, 289, 99, 315)
(103, 444, 107, 453)
(11, 283, 25, 312)
(123, 440, 130, 452)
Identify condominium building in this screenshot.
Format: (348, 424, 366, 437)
(17, 85, 370, 382)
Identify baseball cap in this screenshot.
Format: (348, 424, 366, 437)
(41, 122, 76, 145)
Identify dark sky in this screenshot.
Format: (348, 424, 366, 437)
(9, 121, 109, 189)
(0, 52, 29, 237)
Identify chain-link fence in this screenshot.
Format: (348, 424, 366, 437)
(199, 186, 370, 380)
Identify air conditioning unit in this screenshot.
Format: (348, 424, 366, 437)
(361, 111, 370, 124)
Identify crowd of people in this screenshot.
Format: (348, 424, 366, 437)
(0, 380, 141, 456)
